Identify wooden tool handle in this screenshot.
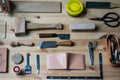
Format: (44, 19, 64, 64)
(38, 33, 57, 38)
(57, 40, 74, 46)
(18, 42, 34, 46)
(27, 23, 63, 30)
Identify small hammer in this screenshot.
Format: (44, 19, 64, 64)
(10, 17, 63, 36)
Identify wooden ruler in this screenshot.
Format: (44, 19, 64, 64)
(11, 1, 61, 13)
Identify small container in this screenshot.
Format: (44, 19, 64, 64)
(13, 66, 21, 75)
(65, 0, 84, 17)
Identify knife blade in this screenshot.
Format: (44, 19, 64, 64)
(38, 33, 70, 40)
(38, 40, 74, 48)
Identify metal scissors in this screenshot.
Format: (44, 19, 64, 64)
(89, 12, 120, 28)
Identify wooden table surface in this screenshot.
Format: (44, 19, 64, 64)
(0, 0, 120, 80)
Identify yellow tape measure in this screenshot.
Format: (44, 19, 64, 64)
(66, 0, 84, 16)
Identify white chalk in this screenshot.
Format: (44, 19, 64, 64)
(70, 23, 95, 31)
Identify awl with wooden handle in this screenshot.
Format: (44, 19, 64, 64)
(38, 40, 74, 49)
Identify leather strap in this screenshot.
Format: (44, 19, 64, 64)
(105, 34, 120, 67)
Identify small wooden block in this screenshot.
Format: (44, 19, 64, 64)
(0, 48, 8, 72)
(0, 21, 6, 39)
(70, 23, 95, 31)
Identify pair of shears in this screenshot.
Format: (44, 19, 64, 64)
(89, 12, 120, 28)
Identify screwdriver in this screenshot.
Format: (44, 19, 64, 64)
(36, 54, 40, 74)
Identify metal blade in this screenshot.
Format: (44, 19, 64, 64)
(38, 41, 57, 48)
(57, 34, 70, 40)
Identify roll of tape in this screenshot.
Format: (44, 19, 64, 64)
(66, 0, 84, 16)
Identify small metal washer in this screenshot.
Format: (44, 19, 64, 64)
(11, 53, 23, 64)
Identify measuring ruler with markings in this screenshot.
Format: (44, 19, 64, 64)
(47, 53, 103, 79)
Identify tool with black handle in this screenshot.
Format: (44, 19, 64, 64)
(36, 55, 40, 74)
(38, 33, 70, 40)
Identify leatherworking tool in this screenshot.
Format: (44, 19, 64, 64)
(88, 42, 94, 66)
(86, 1, 120, 9)
(70, 23, 96, 31)
(25, 53, 31, 74)
(70, 23, 95, 31)
(47, 53, 103, 79)
(38, 33, 70, 40)
(10, 41, 35, 47)
(11, 53, 23, 64)
(10, 17, 63, 36)
(0, 0, 10, 12)
(13, 66, 21, 75)
(89, 12, 120, 28)
(105, 34, 120, 67)
(36, 55, 40, 74)
(38, 40, 74, 49)
(0, 21, 6, 39)
(0, 0, 61, 13)
(65, 0, 84, 16)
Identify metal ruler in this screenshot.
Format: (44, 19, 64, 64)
(47, 53, 103, 79)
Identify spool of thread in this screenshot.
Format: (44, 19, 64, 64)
(65, 0, 84, 16)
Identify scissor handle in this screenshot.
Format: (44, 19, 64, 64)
(103, 12, 120, 27)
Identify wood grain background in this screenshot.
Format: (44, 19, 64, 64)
(0, 0, 120, 80)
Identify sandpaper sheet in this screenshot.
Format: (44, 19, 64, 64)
(0, 21, 6, 39)
(0, 48, 8, 72)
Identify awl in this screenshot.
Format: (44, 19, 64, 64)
(25, 53, 31, 74)
(38, 40, 74, 49)
(38, 33, 70, 40)
(36, 55, 40, 74)
(88, 42, 94, 66)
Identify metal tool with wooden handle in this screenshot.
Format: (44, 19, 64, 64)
(11, 17, 63, 36)
(38, 40, 74, 49)
(38, 33, 70, 40)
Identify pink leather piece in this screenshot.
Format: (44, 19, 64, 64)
(68, 53, 85, 69)
(47, 53, 67, 69)
(0, 48, 8, 72)
(47, 53, 85, 70)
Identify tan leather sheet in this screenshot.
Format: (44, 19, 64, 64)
(47, 53, 85, 70)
